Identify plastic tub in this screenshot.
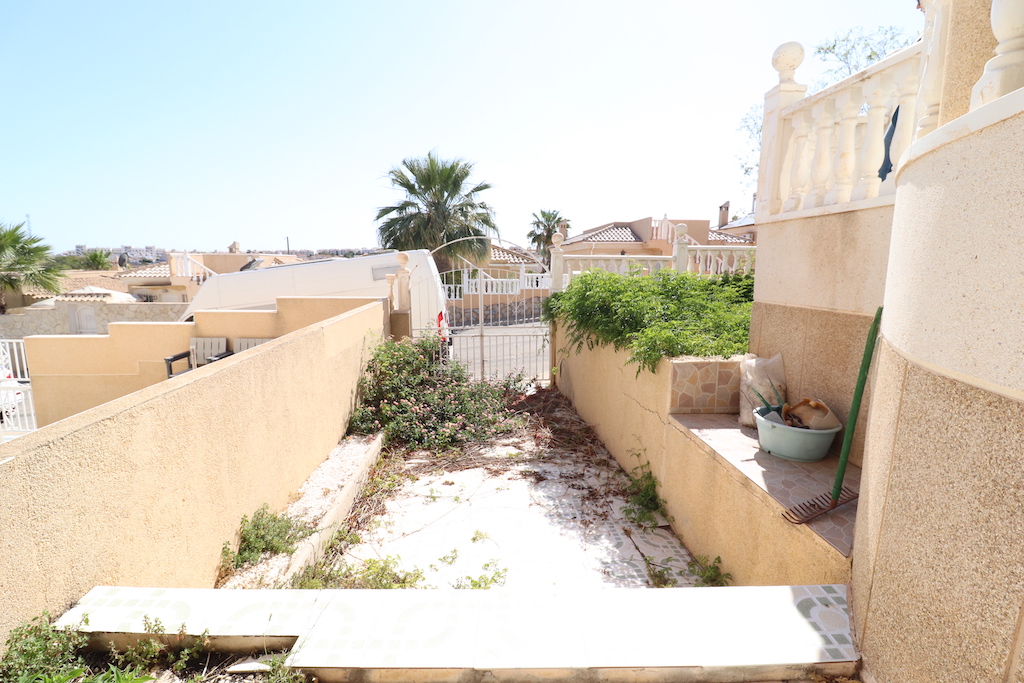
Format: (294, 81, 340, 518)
(753, 406, 842, 462)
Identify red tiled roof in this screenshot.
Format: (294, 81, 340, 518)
(490, 245, 535, 265)
(564, 225, 642, 244)
(117, 263, 171, 279)
(21, 271, 134, 297)
(708, 230, 754, 244)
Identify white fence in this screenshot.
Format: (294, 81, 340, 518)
(442, 271, 553, 301)
(0, 340, 36, 438)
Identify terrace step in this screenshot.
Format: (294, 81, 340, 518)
(58, 584, 857, 682)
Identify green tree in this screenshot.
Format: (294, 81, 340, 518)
(527, 210, 569, 265)
(813, 26, 915, 87)
(376, 152, 498, 273)
(0, 223, 63, 313)
(82, 250, 112, 270)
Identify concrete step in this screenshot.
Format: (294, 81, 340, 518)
(58, 584, 857, 683)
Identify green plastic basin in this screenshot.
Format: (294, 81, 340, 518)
(753, 406, 842, 462)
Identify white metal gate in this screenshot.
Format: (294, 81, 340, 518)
(0, 339, 36, 438)
(410, 246, 552, 383)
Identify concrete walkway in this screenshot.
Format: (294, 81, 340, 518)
(59, 584, 856, 682)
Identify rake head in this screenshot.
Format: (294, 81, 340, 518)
(782, 486, 859, 524)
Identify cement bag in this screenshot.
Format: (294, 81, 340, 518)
(739, 353, 787, 428)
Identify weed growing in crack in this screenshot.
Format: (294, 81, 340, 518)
(219, 504, 313, 580)
(109, 616, 210, 674)
(687, 555, 732, 587)
(621, 459, 672, 530)
(642, 557, 683, 587)
(291, 556, 425, 590)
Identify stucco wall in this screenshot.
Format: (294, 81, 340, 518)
(554, 329, 851, 587)
(27, 297, 381, 426)
(753, 204, 893, 316)
(748, 303, 874, 468)
(853, 341, 1024, 683)
(854, 93, 1024, 683)
(0, 299, 386, 644)
(884, 106, 1024, 401)
(0, 302, 186, 337)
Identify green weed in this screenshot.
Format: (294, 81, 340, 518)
(0, 612, 87, 683)
(621, 461, 672, 530)
(222, 504, 313, 572)
(452, 561, 507, 589)
(688, 554, 733, 587)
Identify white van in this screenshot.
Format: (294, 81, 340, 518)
(180, 250, 448, 336)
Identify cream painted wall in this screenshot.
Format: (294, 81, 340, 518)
(885, 106, 1024, 401)
(26, 297, 386, 426)
(753, 204, 893, 316)
(554, 327, 851, 587)
(853, 84, 1024, 683)
(0, 300, 386, 645)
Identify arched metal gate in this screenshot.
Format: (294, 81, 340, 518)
(409, 241, 552, 383)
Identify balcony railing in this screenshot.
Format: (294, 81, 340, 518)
(759, 40, 927, 221)
(170, 253, 217, 284)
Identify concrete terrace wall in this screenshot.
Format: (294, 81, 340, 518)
(553, 328, 851, 587)
(0, 298, 387, 644)
(0, 302, 187, 337)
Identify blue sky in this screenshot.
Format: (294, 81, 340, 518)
(0, 1, 926, 254)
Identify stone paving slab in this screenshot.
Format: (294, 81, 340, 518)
(58, 584, 856, 681)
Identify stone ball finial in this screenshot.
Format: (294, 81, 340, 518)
(772, 42, 805, 84)
(396, 252, 409, 267)
(551, 233, 564, 247)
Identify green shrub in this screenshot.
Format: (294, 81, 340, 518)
(0, 612, 87, 683)
(543, 269, 753, 373)
(223, 504, 313, 570)
(349, 335, 525, 450)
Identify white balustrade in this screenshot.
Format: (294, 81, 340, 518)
(171, 253, 217, 284)
(972, 0, 1024, 108)
(760, 39, 924, 220)
(552, 245, 755, 289)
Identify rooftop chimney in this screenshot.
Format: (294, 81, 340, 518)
(718, 201, 730, 228)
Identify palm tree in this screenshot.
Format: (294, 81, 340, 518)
(527, 210, 569, 265)
(82, 250, 112, 270)
(376, 152, 498, 273)
(0, 223, 63, 314)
